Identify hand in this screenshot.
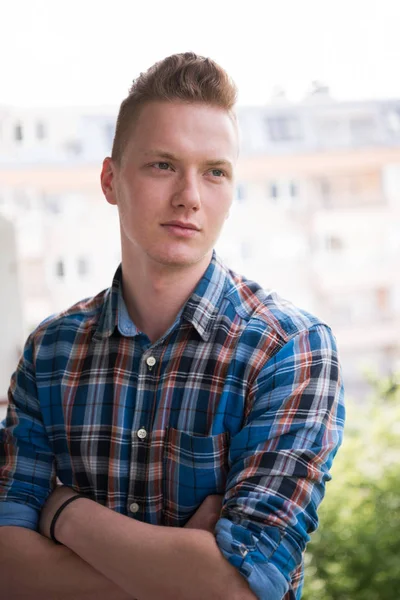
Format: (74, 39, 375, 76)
(39, 485, 81, 541)
(184, 494, 224, 533)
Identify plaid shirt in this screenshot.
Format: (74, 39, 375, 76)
(0, 252, 344, 600)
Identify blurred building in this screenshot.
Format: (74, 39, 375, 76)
(0, 214, 24, 406)
(1, 92, 400, 401)
(226, 88, 400, 399)
(0, 106, 120, 401)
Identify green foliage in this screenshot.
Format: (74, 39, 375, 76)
(302, 374, 400, 600)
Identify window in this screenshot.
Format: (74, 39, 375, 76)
(236, 183, 246, 202)
(325, 235, 343, 252)
(386, 107, 400, 134)
(266, 115, 302, 142)
(376, 287, 389, 312)
(269, 182, 278, 199)
(289, 181, 298, 198)
(320, 178, 331, 208)
(14, 123, 23, 142)
(55, 260, 65, 278)
(36, 121, 46, 140)
(43, 194, 62, 214)
(77, 257, 89, 277)
(64, 139, 82, 156)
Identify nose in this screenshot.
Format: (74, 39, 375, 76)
(171, 173, 201, 212)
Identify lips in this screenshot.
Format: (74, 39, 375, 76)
(161, 221, 201, 239)
(162, 221, 200, 231)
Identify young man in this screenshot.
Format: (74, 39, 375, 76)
(0, 53, 344, 599)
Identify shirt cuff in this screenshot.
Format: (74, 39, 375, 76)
(215, 517, 289, 600)
(0, 500, 39, 530)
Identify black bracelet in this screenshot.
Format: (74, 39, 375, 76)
(50, 494, 87, 544)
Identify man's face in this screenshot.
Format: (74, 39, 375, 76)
(102, 101, 238, 270)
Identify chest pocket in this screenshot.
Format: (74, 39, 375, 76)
(163, 428, 230, 527)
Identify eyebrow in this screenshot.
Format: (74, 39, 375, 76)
(203, 159, 232, 169)
(142, 150, 178, 161)
(142, 150, 233, 170)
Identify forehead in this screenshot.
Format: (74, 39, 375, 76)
(124, 101, 239, 161)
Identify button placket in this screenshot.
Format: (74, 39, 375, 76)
(127, 348, 160, 522)
(129, 502, 140, 514)
(146, 355, 156, 371)
(137, 427, 147, 440)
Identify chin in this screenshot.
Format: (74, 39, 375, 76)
(149, 245, 210, 269)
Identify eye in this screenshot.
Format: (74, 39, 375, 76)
(153, 162, 171, 170)
(210, 168, 225, 177)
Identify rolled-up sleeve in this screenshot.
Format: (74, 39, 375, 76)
(0, 334, 56, 530)
(0, 500, 39, 530)
(215, 324, 345, 599)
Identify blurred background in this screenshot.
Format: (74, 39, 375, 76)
(1, 0, 399, 596)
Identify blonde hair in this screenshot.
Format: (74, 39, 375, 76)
(111, 52, 238, 163)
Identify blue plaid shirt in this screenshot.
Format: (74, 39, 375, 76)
(0, 252, 345, 599)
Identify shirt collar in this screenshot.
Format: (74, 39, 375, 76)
(181, 251, 229, 341)
(92, 265, 121, 340)
(117, 288, 141, 337)
(93, 251, 229, 342)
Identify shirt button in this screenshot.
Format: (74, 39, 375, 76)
(137, 427, 147, 440)
(129, 502, 140, 514)
(146, 356, 156, 368)
(239, 544, 248, 557)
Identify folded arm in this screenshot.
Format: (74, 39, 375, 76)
(0, 525, 133, 600)
(38, 486, 256, 600)
(0, 492, 226, 600)
(215, 324, 345, 599)
(0, 338, 133, 599)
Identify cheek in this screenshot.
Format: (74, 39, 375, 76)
(118, 181, 147, 217)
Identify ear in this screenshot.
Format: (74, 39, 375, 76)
(100, 157, 118, 206)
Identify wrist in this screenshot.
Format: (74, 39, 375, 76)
(51, 494, 88, 544)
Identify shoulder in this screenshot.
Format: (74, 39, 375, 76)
(27, 287, 110, 359)
(222, 266, 333, 349)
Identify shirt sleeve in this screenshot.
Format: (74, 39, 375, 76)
(214, 324, 345, 599)
(0, 334, 56, 530)
(0, 500, 38, 530)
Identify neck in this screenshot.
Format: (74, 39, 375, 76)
(121, 252, 212, 343)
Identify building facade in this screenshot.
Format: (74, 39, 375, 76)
(1, 95, 400, 401)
